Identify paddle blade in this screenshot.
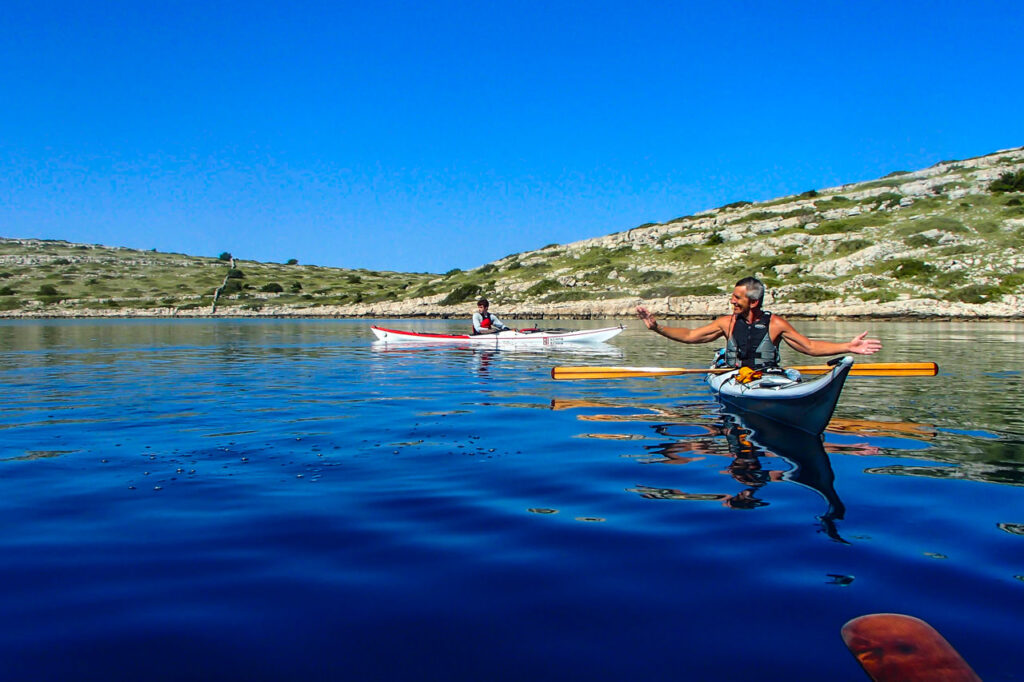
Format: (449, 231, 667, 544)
(794, 362, 939, 377)
(842, 613, 980, 682)
(550, 366, 727, 380)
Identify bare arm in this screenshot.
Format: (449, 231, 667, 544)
(773, 316, 882, 356)
(636, 306, 727, 344)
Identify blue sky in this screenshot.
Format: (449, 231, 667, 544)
(2, 1, 1022, 273)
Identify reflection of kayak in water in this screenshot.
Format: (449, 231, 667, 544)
(370, 325, 624, 345)
(636, 410, 849, 541)
(706, 357, 853, 435)
(730, 412, 847, 540)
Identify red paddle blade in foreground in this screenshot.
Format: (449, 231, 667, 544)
(841, 613, 980, 682)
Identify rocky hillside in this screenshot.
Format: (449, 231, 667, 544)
(2, 146, 1023, 319)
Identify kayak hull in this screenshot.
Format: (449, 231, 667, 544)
(706, 357, 854, 435)
(370, 325, 624, 345)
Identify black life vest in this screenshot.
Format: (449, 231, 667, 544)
(725, 311, 780, 369)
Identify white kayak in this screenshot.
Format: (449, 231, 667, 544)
(370, 325, 624, 345)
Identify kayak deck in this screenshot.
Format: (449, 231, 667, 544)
(371, 325, 624, 345)
(706, 357, 854, 435)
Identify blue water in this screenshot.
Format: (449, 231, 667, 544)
(1, 318, 1022, 681)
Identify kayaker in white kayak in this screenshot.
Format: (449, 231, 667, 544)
(636, 277, 881, 368)
(472, 298, 511, 335)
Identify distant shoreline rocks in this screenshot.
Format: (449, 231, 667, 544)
(2, 294, 1021, 321)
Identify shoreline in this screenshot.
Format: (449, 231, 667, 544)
(2, 293, 1022, 323)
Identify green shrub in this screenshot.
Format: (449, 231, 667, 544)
(0, 272, 11, 279)
(220, 279, 243, 295)
(1001, 272, 1024, 290)
(935, 271, 967, 287)
(440, 283, 483, 305)
(38, 284, 59, 296)
(286, 258, 298, 265)
(799, 190, 819, 198)
(858, 290, 898, 303)
(0, 298, 22, 311)
(290, 281, 303, 292)
(477, 264, 497, 275)
(889, 259, 937, 280)
(523, 279, 561, 297)
(786, 286, 838, 302)
(1006, 197, 1022, 206)
(505, 261, 521, 270)
(705, 232, 724, 245)
(722, 201, 752, 210)
(973, 220, 1002, 235)
(53, 258, 71, 265)
(226, 268, 245, 279)
(626, 270, 672, 284)
(0, 285, 15, 296)
(948, 284, 1003, 304)
(642, 284, 722, 298)
(834, 239, 873, 256)
(874, 192, 903, 205)
(669, 244, 703, 259)
(989, 170, 1024, 193)
(883, 170, 910, 178)
(905, 234, 940, 248)
(260, 282, 284, 293)
(815, 195, 853, 207)
(218, 252, 232, 261)
(895, 216, 965, 235)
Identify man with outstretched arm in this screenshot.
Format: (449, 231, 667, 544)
(472, 298, 510, 335)
(636, 277, 881, 368)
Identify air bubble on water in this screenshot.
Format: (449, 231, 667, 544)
(153, 486, 162, 491)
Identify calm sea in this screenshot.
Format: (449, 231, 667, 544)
(1, 318, 1021, 681)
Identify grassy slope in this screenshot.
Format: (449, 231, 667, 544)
(1, 147, 1022, 316)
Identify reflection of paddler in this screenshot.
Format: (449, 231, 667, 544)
(842, 613, 980, 681)
(636, 411, 848, 540)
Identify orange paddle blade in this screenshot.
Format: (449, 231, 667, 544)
(841, 613, 980, 682)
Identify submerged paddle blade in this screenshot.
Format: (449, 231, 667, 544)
(842, 613, 980, 682)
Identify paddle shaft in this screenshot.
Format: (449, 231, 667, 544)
(551, 362, 938, 380)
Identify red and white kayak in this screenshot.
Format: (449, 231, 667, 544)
(370, 325, 624, 345)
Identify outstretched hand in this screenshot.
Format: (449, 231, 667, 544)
(849, 331, 882, 355)
(636, 305, 658, 330)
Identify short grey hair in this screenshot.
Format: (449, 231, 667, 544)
(735, 277, 765, 305)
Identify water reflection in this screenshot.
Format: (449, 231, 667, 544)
(552, 397, 953, 542)
(640, 412, 850, 542)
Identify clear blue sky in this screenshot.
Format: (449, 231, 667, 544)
(2, 1, 1022, 273)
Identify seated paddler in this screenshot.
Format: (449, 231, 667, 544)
(472, 298, 510, 335)
(635, 276, 882, 368)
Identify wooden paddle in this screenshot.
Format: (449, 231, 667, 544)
(551, 361, 938, 380)
(841, 613, 980, 681)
